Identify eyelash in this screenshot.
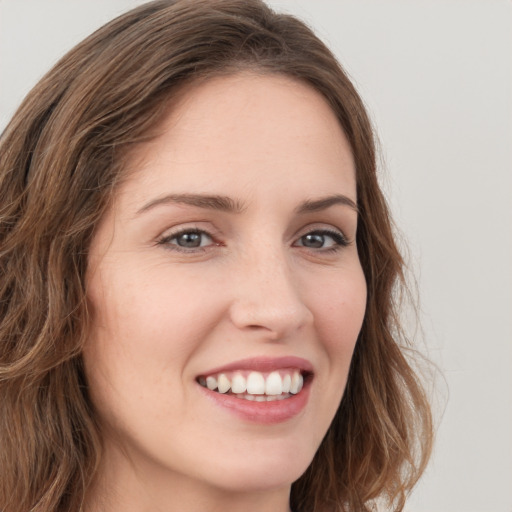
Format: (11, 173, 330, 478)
(157, 229, 217, 253)
(157, 227, 350, 254)
(294, 229, 349, 252)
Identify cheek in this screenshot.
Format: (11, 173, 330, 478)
(313, 266, 366, 343)
(88, 260, 224, 359)
(308, 264, 367, 389)
(291, 264, 366, 450)
(84, 259, 237, 414)
(83, 261, 228, 438)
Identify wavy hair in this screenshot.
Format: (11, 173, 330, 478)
(0, 1, 432, 510)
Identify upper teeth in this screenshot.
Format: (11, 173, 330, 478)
(199, 369, 304, 396)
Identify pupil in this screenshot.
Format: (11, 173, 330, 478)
(303, 233, 324, 248)
(178, 232, 201, 247)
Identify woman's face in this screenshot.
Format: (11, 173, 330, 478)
(85, 73, 366, 498)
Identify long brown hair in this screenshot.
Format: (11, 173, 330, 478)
(0, 1, 432, 510)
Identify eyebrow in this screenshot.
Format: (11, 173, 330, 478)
(136, 193, 358, 215)
(136, 193, 247, 215)
(295, 194, 358, 214)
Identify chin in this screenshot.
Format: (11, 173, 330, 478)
(198, 440, 314, 493)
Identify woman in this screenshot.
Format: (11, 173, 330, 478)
(0, 1, 433, 511)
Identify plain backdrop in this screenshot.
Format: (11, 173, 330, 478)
(1, 1, 511, 511)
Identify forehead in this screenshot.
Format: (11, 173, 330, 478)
(118, 72, 356, 209)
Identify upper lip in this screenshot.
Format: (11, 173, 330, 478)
(198, 356, 314, 376)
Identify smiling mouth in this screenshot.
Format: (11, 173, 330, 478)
(197, 369, 308, 401)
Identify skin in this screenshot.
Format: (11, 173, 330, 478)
(84, 73, 367, 512)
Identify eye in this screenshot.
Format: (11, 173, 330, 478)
(294, 229, 348, 251)
(158, 229, 215, 251)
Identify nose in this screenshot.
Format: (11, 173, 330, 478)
(228, 247, 313, 340)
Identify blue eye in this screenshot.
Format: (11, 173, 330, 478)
(160, 230, 214, 250)
(295, 230, 348, 250)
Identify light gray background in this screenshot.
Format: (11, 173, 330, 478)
(1, 1, 511, 511)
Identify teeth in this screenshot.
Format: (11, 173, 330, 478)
(265, 371, 283, 395)
(217, 373, 231, 394)
(290, 371, 303, 394)
(206, 376, 217, 390)
(246, 372, 265, 394)
(282, 374, 291, 393)
(231, 373, 246, 394)
(199, 368, 307, 399)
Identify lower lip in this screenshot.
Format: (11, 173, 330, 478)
(198, 381, 311, 424)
